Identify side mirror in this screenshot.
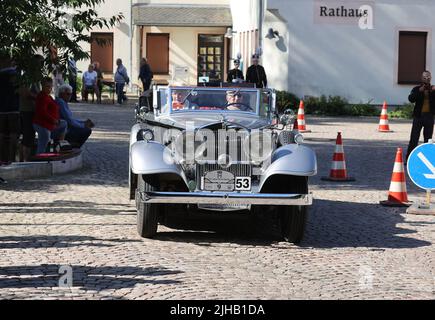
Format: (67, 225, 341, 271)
(279, 108, 295, 127)
(271, 113, 280, 126)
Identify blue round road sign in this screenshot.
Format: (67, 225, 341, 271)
(407, 142, 435, 190)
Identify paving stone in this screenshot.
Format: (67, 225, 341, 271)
(0, 106, 434, 299)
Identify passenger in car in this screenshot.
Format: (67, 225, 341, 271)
(171, 90, 190, 110)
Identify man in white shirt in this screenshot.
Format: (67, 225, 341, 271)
(81, 64, 99, 102)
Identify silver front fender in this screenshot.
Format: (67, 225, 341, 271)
(260, 144, 317, 190)
(130, 140, 188, 186)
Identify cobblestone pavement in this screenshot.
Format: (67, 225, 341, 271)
(0, 102, 434, 300)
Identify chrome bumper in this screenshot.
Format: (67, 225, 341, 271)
(139, 191, 313, 206)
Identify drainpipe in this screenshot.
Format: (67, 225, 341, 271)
(130, 0, 133, 91)
(258, 0, 264, 53)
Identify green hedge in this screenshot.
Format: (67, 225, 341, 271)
(275, 90, 413, 118)
(275, 90, 300, 114)
(388, 103, 413, 119)
(304, 95, 348, 116)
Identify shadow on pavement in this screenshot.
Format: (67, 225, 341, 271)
(303, 199, 432, 249)
(0, 235, 141, 249)
(152, 199, 431, 250)
(0, 264, 182, 290)
(155, 212, 282, 247)
(0, 200, 134, 216)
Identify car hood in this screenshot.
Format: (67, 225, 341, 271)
(158, 112, 270, 130)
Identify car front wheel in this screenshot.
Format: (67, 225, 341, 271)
(280, 205, 308, 244)
(136, 175, 159, 238)
(279, 176, 308, 244)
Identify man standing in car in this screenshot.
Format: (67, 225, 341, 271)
(406, 70, 435, 162)
(246, 54, 267, 88)
(227, 59, 244, 83)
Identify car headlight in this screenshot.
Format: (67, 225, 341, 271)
(137, 129, 154, 142)
(294, 133, 304, 145)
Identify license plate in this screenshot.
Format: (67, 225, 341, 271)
(201, 171, 252, 191)
(202, 170, 235, 191)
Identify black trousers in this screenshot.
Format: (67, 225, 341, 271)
(68, 75, 78, 102)
(406, 113, 434, 160)
(0, 113, 20, 163)
(20, 111, 35, 148)
(66, 126, 92, 148)
(141, 79, 151, 92)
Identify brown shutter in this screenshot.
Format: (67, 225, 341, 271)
(398, 31, 427, 84)
(146, 33, 170, 75)
(91, 32, 114, 73)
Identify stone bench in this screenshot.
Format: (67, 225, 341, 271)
(0, 149, 83, 182)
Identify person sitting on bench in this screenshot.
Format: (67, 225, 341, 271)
(57, 84, 94, 148)
(81, 64, 99, 102)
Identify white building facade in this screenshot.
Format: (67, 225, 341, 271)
(77, 0, 435, 104)
(232, 0, 435, 105)
(76, 0, 232, 90)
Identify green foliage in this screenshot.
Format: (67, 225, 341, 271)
(389, 103, 414, 119)
(348, 103, 379, 116)
(0, 0, 123, 84)
(76, 76, 83, 93)
(275, 90, 413, 118)
(305, 95, 348, 116)
(275, 90, 300, 114)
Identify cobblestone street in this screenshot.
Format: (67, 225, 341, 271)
(0, 102, 434, 300)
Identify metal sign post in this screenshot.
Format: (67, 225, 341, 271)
(407, 140, 435, 215)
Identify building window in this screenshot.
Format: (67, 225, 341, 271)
(197, 34, 224, 85)
(146, 33, 169, 75)
(398, 31, 427, 84)
(91, 32, 113, 73)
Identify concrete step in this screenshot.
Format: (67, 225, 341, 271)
(0, 152, 83, 182)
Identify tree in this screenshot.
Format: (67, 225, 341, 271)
(0, 0, 123, 83)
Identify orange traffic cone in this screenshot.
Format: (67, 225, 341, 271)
(378, 101, 392, 132)
(297, 100, 311, 133)
(321, 132, 355, 182)
(380, 148, 411, 207)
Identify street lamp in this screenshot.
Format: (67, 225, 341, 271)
(265, 28, 279, 39)
(225, 27, 236, 38)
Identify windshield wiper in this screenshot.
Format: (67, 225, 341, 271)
(182, 88, 196, 104)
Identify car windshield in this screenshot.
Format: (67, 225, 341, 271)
(168, 88, 259, 114)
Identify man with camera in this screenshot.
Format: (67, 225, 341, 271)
(406, 70, 435, 162)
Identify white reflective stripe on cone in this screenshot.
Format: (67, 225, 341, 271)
(331, 161, 346, 170)
(335, 145, 344, 153)
(379, 120, 389, 125)
(381, 109, 388, 115)
(389, 181, 407, 193)
(393, 162, 404, 173)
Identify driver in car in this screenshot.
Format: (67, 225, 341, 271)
(225, 90, 251, 111)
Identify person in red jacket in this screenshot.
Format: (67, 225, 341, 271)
(33, 77, 67, 154)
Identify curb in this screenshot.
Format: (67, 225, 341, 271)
(0, 152, 83, 181)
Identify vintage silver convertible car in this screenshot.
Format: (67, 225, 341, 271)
(129, 86, 317, 243)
